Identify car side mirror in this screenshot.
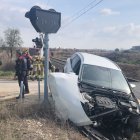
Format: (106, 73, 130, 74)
(130, 83, 136, 88)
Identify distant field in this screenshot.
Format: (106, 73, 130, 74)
(50, 48, 140, 80)
(0, 48, 140, 80)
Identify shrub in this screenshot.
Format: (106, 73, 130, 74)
(0, 61, 15, 71)
(0, 71, 14, 78)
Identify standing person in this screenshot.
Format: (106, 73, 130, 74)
(22, 49, 32, 94)
(15, 50, 28, 99)
(15, 50, 22, 79)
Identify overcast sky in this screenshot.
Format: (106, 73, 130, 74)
(0, 0, 140, 50)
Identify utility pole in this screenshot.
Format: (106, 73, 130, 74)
(44, 34, 49, 101)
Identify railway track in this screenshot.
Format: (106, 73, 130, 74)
(50, 57, 67, 71)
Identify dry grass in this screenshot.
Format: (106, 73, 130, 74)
(0, 99, 140, 140)
(0, 99, 87, 140)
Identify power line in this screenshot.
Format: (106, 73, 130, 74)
(63, 0, 97, 24)
(62, 0, 104, 29)
(51, 0, 104, 44)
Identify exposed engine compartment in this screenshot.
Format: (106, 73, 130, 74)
(49, 72, 140, 140)
(79, 82, 140, 140)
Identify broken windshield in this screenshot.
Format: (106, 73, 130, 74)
(80, 64, 131, 95)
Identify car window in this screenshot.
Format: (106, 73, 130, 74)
(71, 55, 81, 75)
(81, 64, 131, 94)
(110, 69, 131, 94)
(81, 65, 111, 88)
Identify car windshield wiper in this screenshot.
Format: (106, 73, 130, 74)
(80, 81, 100, 89)
(100, 87, 131, 98)
(80, 81, 131, 98)
(80, 81, 113, 91)
(79, 81, 113, 94)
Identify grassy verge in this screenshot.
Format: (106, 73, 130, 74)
(0, 99, 87, 140)
(0, 71, 15, 79)
(0, 97, 140, 139)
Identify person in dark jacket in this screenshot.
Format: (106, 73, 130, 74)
(22, 49, 32, 93)
(15, 50, 28, 99)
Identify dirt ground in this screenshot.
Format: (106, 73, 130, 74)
(0, 79, 44, 100)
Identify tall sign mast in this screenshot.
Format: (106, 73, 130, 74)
(25, 6, 61, 102)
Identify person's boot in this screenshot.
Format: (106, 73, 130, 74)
(25, 89, 30, 94)
(16, 93, 24, 99)
(16, 95, 24, 99)
(16, 96, 20, 99)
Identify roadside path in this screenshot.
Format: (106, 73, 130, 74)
(0, 79, 44, 101)
(0, 79, 140, 100)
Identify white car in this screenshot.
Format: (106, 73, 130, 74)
(49, 52, 140, 140)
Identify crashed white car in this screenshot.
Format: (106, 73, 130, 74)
(49, 52, 140, 140)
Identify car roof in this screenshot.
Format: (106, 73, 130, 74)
(76, 52, 121, 71)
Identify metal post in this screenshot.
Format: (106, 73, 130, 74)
(20, 81, 24, 99)
(38, 78, 41, 100)
(44, 34, 49, 101)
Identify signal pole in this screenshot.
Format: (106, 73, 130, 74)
(25, 6, 61, 103)
(44, 34, 49, 101)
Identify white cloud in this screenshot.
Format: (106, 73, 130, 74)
(103, 26, 116, 33)
(102, 23, 140, 38)
(100, 8, 120, 16)
(9, 7, 27, 13)
(0, 0, 139, 50)
(0, 2, 27, 13)
(49, 22, 140, 50)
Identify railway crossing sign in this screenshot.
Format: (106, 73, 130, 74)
(25, 6, 61, 102)
(25, 6, 61, 34)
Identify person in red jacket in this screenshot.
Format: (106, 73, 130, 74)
(15, 50, 28, 99)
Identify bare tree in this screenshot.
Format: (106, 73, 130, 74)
(4, 28, 23, 59)
(0, 37, 5, 48)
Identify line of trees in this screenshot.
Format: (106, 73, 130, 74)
(0, 28, 23, 59)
